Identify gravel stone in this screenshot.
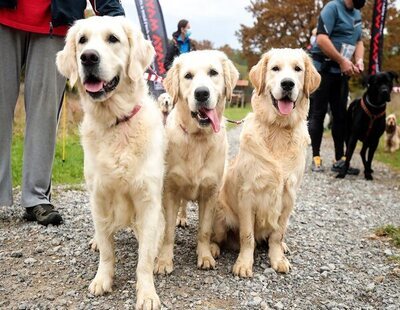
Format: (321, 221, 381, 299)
(0, 125, 399, 309)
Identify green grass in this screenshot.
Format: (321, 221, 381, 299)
(375, 225, 400, 248)
(375, 141, 400, 171)
(224, 106, 252, 129)
(11, 132, 84, 186)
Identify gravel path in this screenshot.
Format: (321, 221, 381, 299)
(1, 126, 400, 310)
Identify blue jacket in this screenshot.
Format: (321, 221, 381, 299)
(0, 0, 124, 28)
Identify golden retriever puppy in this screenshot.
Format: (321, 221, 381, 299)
(157, 92, 173, 125)
(56, 16, 165, 309)
(212, 49, 320, 277)
(384, 114, 400, 153)
(154, 50, 239, 274)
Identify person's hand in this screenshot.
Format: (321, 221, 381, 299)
(339, 57, 355, 76)
(355, 58, 364, 72)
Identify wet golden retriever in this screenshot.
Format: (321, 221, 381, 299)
(154, 50, 239, 274)
(212, 48, 321, 277)
(56, 16, 165, 309)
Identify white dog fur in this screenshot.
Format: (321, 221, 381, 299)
(154, 50, 239, 274)
(56, 16, 165, 309)
(212, 48, 321, 277)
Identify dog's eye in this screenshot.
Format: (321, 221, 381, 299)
(108, 34, 119, 43)
(294, 65, 302, 72)
(209, 69, 218, 76)
(184, 72, 193, 80)
(78, 35, 87, 44)
(272, 66, 280, 72)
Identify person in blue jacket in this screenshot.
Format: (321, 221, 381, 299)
(0, 0, 124, 225)
(309, 0, 365, 173)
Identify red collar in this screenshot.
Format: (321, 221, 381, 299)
(180, 124, 188, 134)
(115, 105, 142, 126)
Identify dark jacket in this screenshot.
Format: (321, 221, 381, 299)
(164, 34, 194, 71)
(0, 0, 124, 29)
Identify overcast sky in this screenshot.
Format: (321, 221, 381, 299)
(120, 0, 253, 49)
(120, 0, 400, 50)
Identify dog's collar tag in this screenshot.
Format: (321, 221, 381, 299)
(115, 104, 142, 126)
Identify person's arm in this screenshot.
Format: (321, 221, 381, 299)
(164, 42, 176, 71)
(90, 0, 125, 16)
(353, 40, 365, 72)
(316, 34, 356, 75)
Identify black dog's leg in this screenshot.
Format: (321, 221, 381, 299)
(336, 135, 358, 178)
(364, 140, 379, 180)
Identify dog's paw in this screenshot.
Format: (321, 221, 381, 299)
(176, 216, 188, 228)
(136, 289, 161, 310)
(89, 238, 98, 252)
(271, 257, 291, 274)
(89, 274, 113, 296)
(154, 258, 174, 275)
(365, 173, 373, 181)
(232, 259, 253, 278)
(210, 242, 221, 258)
(197, 254, 216, 270)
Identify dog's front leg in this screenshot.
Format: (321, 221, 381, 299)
(154, 191, 179, 275)
(133, 189, 164, 310)
(232, 195, 255, 278)
(364, 139, 379, 180)
(89, 191, 115, 296)
(197, 193, 218, 270)
(269, 184, 293, 274)
(337, 135, 358, 178)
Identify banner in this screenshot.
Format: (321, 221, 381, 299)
(368, 0, 388, 75)
(134, 0, 168, 77)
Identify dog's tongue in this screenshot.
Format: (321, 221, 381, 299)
(202, 108, 220, 133)
(84, 81, 104, 93)
(277, 99, 294, 115)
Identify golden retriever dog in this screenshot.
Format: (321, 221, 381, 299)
(384, 114, 400, 153)
(211, 48, 320, 277)
(56, 16, 165, 309)
(157, 92, 173, 125)
(154, 50, 239, 274)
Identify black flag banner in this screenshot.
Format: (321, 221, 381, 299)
(134, 0, 168, 77)
(368, 0, 388, 75)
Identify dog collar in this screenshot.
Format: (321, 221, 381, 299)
(180, 124, 188, 134)
(115, 104, 142, 126)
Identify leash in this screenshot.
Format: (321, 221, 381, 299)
(226, 118, 245, 125)
(360, 97, 386, 140)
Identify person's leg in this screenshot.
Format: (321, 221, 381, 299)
(329, 75, 348, 161)
(0, 25, 25, 206)
(308, 72, 330, 166)
(21, 33, 66, 210)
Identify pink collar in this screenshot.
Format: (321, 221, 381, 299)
(115, 105, 142, 126)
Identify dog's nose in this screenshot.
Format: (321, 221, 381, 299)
(281, 79, 295, 91)
(194, 87, 210, 102)
(80, 50, 100, 66)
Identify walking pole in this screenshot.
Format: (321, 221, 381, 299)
(62, 92, 67, 163)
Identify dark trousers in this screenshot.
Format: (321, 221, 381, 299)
(308, 72, 349, 161)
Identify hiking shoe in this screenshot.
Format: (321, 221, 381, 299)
(24, 204, 63, 226)
(331, 158, 360, 175)
(311, 156, 324, 172)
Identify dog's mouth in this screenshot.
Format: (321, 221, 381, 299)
(191, 107, 220, 133)
(83, 75, 120, 98)
(386, 123, 396, 133)
(271, 93, 296, 116)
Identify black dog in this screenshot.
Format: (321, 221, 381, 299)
(336, 71, 399, 180)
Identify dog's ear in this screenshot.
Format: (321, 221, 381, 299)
(249, 53, 269, 96)
(303, 51, 321, 97)
(388, 71, 399, 83)
(56, 22, 80, 86)
(122, 18, 155, 81)
(221, 54, 239, 102)
(163, 61, 180, 104)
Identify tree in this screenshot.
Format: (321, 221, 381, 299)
(192, 39, 214, 50)
(238, 0, 328, 68)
